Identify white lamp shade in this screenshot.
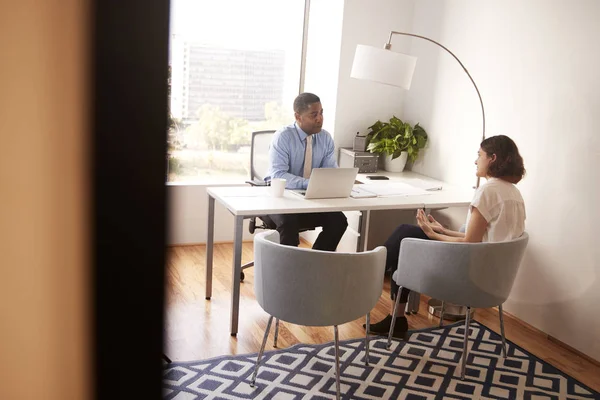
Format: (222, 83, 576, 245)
(351, 44, 417, 90)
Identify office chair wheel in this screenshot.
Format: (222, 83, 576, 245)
(240, 271, 245, 282)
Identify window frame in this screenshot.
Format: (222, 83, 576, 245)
(166, 0, 312, 185)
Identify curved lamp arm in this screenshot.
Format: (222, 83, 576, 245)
(387, 31, 485, 187)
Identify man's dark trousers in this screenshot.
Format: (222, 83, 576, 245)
(267, 212, 348, 251)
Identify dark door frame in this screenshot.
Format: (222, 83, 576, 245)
(93, 1, 170, 398)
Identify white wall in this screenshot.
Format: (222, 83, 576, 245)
(333, 0, 416, 149)
(403, 0, 600, 361)
(304, 0, 345, 133)
(168, 184, 255, 244)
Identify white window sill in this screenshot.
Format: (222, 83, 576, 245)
(166, 180, 249, 187)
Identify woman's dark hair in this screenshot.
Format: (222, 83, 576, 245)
(293, 92, 320, 114)
(480, 135, 526, 184)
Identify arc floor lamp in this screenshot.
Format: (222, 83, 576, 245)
(351, 31, 486, 188)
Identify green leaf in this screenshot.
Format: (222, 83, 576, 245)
(390, 116, 404, 127)
(367, 142, 378, 152)
(366, 116, 428, 160)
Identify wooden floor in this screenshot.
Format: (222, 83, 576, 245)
(164, 242, 600, 392)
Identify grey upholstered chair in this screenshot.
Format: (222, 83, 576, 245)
(387, 233, 529, 380)
(250, 231, 387, 400)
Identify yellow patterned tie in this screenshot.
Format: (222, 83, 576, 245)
(303, 135, 312, 178)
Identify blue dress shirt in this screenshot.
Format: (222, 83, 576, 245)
(266, 123, 338, 189)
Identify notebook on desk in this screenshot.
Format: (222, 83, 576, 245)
(290, 167, 358, 199)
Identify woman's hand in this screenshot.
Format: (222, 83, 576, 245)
(416, 209, 437, 239)
(427, 214, 445, 234)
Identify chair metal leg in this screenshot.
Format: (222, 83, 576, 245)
(460, 307, 471, 380)
(273, 318, 280, 348)
(162, 354, 172, 364)
(364, 313, 370, 366)
(240, 261, 254, 282)
(499, 304, 508, 358)
(250, 316, 274, 388)
(407, 291, 420, 315)
(334, 325, 341, 400)
(439, 301, 445, 327)
(387, 286, 403, 350)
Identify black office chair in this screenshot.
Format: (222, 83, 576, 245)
(240, 130, 312, 281)
(241, 129, 315, 281)
(241, 130, 277, 281)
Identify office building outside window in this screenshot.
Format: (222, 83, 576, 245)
(168, 0, 306, 183)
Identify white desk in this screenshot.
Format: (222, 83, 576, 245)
(205, 171, 473, 335)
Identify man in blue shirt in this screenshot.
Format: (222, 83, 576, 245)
(265, 93, 348, 250)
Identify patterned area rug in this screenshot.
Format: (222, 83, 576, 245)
(163, 321, 599, 399)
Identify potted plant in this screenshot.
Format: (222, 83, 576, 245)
(366, 116, 428, 172)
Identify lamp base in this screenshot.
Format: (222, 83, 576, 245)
(428, 299, 475, 321)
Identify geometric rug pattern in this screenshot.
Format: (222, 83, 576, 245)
(163, 321, 600, 399)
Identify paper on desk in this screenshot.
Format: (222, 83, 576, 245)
(357, 182, 430, 197)
(407, 178, 443, 191)
(350, 185, 377, 198)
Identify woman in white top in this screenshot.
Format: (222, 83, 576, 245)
(367, 135, 526, 337)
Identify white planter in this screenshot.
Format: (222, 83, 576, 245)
(383, 153, 408, 172)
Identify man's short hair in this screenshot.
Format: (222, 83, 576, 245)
(293, 92, 321, 114)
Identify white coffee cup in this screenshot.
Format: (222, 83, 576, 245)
(270, 178, 286, 197)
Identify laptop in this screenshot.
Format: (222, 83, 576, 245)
(291, 167, 359, 199)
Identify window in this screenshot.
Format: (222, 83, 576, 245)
(167, 0, 307, 183)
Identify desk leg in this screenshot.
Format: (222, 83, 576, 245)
(230, 215, 244, 336)
(205, 195, 215, 300)
(356, 210, 370, 253)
